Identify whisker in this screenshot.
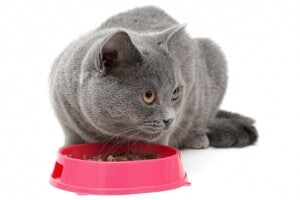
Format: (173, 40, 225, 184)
(97, 126, 139, 153)
(95, 123, 160, 155)
(125, 130, 150, 150)
(106, 137, 128, 155)
(105, 128, 139, 154)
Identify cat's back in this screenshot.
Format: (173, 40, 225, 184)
(99, 6, 178, 32)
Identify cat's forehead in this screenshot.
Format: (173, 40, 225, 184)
(139, 39, 174, 72)
(125, 52, 176, 90)
(115, 34, 178, 88)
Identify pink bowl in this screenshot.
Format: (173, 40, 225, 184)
(50, 142, 190, 195)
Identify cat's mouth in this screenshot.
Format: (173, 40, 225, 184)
(114, 121, 172, 142)
(120, 126, 163, 142)
(136, 130, 162, 141)
(135, 123, 167, 141)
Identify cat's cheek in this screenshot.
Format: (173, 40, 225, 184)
(79, 90, 108, 125)
(172, 97, 183, 109)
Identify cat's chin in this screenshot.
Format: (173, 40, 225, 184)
(125, 130, 162, 142)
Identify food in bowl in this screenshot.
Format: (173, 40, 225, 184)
(83, 151, 161, 161)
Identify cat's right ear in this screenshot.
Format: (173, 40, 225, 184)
(151, 24, 186, 54)
(98, 31, 141, 74)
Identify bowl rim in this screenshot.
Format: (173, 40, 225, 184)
(58, 142, 180, 164)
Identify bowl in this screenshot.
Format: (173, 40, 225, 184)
(50, 142, 190, 195)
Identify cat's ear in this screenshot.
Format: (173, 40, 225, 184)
(99, 31, 141, 73)
(153, 24, 186, 53)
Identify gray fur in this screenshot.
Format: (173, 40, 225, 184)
(50, 6, 258, 148)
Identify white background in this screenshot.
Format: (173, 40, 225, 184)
(0, 0, 299, 199)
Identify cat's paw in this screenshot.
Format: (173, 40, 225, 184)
(184, 134, 210, 149)
(208, 118, 258, 148)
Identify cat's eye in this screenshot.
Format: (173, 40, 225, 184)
(172, 87, 179, 101)
(141, 89, 156, 105)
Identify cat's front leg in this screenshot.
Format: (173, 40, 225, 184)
(180, 126, 210, 149)
(183, 133, 210, 149)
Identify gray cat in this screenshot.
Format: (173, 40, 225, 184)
(50, 6, 258, 148)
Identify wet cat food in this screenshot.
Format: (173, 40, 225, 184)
(83, 151, 160, 161)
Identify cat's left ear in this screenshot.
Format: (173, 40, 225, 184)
(152, 24, 186, 53)
(99, 31, 141, 73)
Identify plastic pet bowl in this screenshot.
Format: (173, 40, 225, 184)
(50, 142, 190, 195)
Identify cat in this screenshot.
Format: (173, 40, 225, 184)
(49, 6, 258, 148)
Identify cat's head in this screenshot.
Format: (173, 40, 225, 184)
(80, 24, 189, 143)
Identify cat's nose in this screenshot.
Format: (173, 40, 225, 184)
(163, 118, 174, 128)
